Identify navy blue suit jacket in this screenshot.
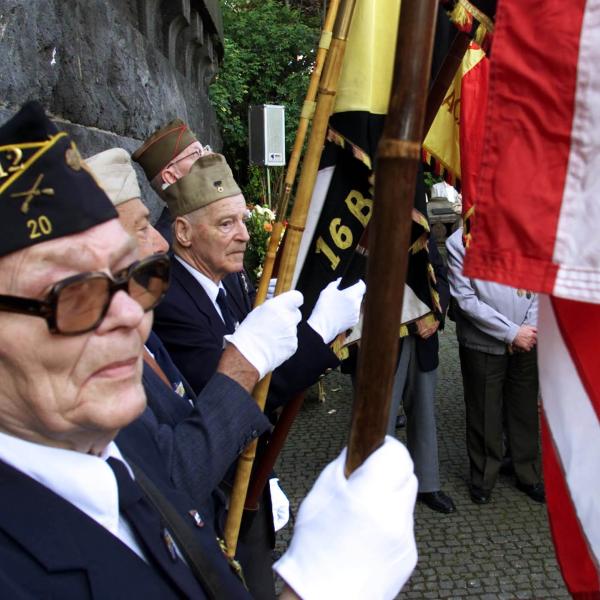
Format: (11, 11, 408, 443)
(141, 332, 270, 510)
(0, 420, 251, 599)
(153, 257, 339, 413)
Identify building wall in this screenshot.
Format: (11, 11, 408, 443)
(0, 0, 223, 218)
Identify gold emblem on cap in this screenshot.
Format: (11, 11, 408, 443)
(0, 147, 25, 180)
(214, 179, 224, 192)
(65, 144, 82, 171)
(11, 173, 55, 214)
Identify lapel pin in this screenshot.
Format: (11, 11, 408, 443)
(189, 509, 204, 528)
(162, 528, 178, 561)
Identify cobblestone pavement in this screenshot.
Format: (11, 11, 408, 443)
(273, 323, 569, 599)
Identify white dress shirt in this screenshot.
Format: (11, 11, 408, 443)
(175, 255, 228, 323)
(0, 430, 147, 560)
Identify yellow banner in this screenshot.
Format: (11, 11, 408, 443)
(423, 45, 486, 181)
(334, 0, 401, 116)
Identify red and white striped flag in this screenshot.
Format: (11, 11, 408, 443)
(463, 0, 600, 596)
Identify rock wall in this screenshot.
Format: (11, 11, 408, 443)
(0, 0, 223, 219)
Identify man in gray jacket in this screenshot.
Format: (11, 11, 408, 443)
(446, 228, 544, 505)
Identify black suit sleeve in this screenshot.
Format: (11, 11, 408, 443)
(267, 321, 340, 413)
(153, 293, 225, 395)
(142, 372, 270, 508)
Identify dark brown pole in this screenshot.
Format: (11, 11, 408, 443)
(423, 30, 471, 136)
(345, 0, 438, 475)
(245, 390, 305, 510)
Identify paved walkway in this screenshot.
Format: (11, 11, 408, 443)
(274, 323, 569, 599)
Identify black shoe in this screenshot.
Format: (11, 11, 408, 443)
(516, 481, 545, 503)
(395, 414, 407, 429)
(417, 490, 456, 514)
(469, 485, 492, 504)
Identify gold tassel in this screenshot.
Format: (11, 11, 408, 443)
(474, 23, 488, 47)
(449, 2, 471, 28)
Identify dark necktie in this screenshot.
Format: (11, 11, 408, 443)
(107, 457, 203, 598)
(216, 288, 236, 334)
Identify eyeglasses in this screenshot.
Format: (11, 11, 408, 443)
(0, 253, 171, 335)
(166, 145, 212, 170)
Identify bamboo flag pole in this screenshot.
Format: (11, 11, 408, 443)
(276, 0, 341, 220)
(223, 0, 358, 558)
(274, 0, 357, 296)
(245, 6, 494, 504)
(254, 0, 341, 307)
(345, 0, 438, 475)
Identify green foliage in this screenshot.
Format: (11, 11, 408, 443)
(424, 171, 443, 190)
(424, 171, 444, 197)
(211, 0, 320, 196)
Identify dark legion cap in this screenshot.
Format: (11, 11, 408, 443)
(132, 118, 198, 181)
(0, 101, 117, 257)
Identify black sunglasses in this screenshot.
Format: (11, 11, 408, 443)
(0, 253, 170, 335)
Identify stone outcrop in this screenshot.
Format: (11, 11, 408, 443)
(0, 0, 223, 218)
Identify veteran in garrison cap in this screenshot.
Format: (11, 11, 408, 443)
(132, 119, 210, 241)
(151, 151, 355, 404)
(151, 151, 365, 597)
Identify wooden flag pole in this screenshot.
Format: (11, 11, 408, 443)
(223, 0, 357, 558)
(423, 30, 471, 136)
(254, 0, 341, 306)
(345, 0, 438, 475)
(276, 0, 341, 220)
(273, 0, 357, 296)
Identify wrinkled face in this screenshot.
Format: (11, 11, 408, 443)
(0, 219, 152, 454)
(186, 194, 250, 283)
(117, 197, 169, 259)
(161, 141, 207, 185)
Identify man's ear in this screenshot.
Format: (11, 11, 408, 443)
(162, 167, 178, 185)
(174, 216, 193, 247)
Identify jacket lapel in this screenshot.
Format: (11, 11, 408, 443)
(0, 459, 181, 598)
(170, 257, 225, 335)
(223, 272, 252, 323)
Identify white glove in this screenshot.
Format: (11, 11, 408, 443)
(225, 290, 303, 379)
(273, 436, 418, 600)
(267, 278, 277, 300)
(269, 477, 290, 531)
(307, 277, 366, 344)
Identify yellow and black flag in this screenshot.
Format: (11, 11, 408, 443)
(293, 0, 437, 331)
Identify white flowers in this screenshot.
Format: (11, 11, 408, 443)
(252, 204, 276, 220)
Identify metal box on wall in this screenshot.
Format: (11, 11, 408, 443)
(248, 104, 286, 166)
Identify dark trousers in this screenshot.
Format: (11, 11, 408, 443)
(459, 345, 540, 491)
(236, 491, 277, 600)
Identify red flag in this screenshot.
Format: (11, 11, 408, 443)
(461, 0, 600, 596)
(458, 43, 489, 245)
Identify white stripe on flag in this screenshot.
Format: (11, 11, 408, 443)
(538, 294, 600, 564)
(292, 166, 335, 290)
(553, 1, 600, 302)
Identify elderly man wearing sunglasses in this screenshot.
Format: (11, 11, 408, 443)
(0, 103, 417, 599)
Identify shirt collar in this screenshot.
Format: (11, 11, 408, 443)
(174, 254, 224, 305)
(0, 430, 130, 537)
